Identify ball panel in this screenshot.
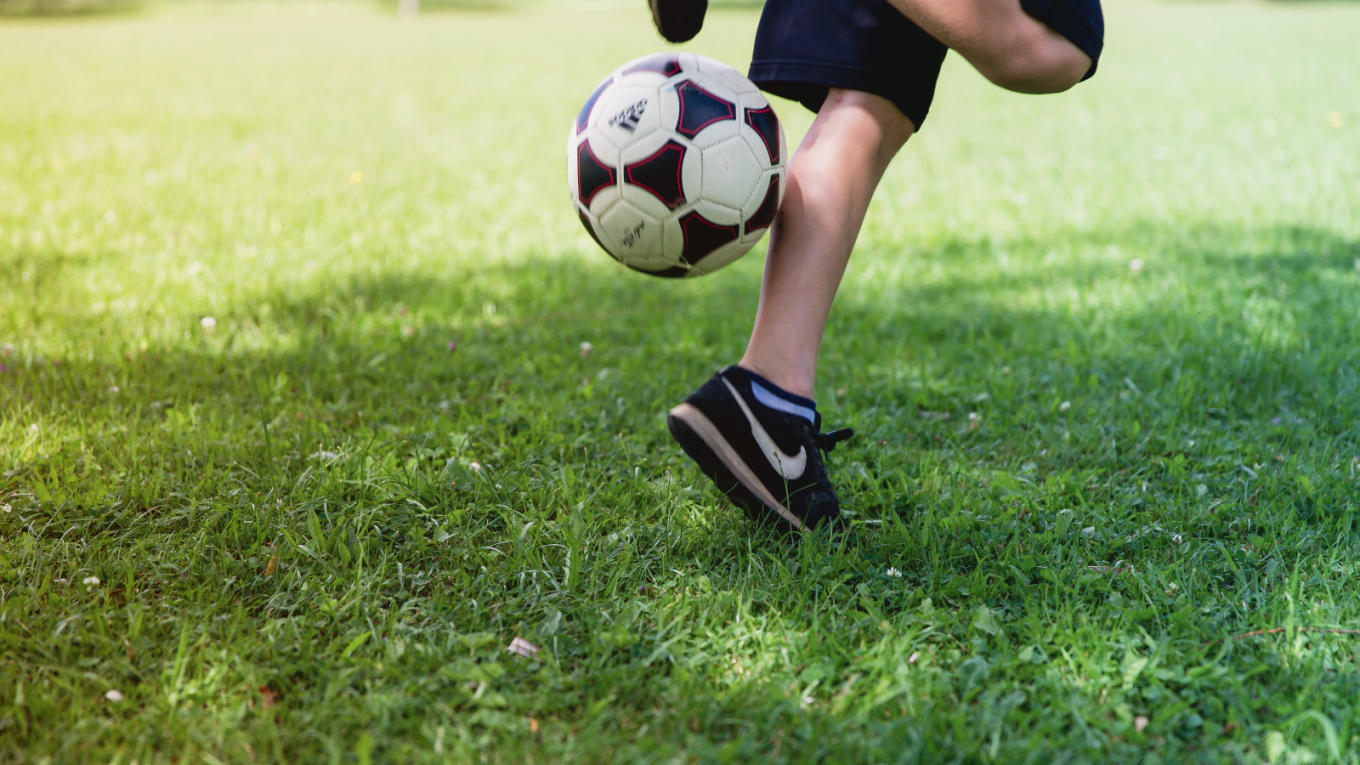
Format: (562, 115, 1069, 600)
(575, 139, 617, 208)
(687, 237, 754, 276)
(577, 209, 611, 256)
(678, 209, 740, 267)
(622, 53, 683, 78)
(693, 56, 761, 98)
(689, 198, 742, 227)
(625, 262, 691, 279)
(698, 135, 762, 211)
(598, 201, 664, 268)
(656, 80, 683, 144)
(674, 79, 737, 139)
(624, 140, 688, 210)
(680, 137, 703, 210)
(744, 174, 780, 235)
(660, 213, 685, 260)
(576, 76, 612, 136)
(688, 54, 751, 93)
(742, 104, 782, 166)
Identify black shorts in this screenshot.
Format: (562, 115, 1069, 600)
(748, 0, 1104, 130)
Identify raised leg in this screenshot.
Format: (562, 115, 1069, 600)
(884, 0, 1092, 93)
(738, 88, 916, 399)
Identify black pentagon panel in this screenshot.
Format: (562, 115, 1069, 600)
(745, 176, 780, 234)
(576, 140, 616, 207)
(674, 80, 736, 138)
(624, 140, 687, 210)
(744, 105, 781, 165)
(578, 211, 611, 256)
(626, 263, 690, 279)
(576, 77, 612, 135)
(622, 54, 682, 78)
(679, 210, 740, 266)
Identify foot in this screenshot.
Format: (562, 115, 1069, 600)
(667, 366, 853, 532)
(647, 0, 707, 43)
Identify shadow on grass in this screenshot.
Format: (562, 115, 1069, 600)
(8, 219, 1356, 514)
(4, 220, 1358, 757)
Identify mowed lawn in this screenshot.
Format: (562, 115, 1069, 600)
(2, 0, 1358, 761)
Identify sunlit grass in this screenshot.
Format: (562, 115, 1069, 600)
(2, 1, 1359, 761)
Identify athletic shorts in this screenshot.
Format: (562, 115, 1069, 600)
(748, 0, 1104, 130)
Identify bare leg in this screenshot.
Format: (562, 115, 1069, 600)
(738, 88, 916, 399)
(884, 0, 1091, 93)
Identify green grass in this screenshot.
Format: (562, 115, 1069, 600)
(2, 0, 1359, 761)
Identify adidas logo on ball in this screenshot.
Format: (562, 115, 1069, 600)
(609, 98, 648, 132)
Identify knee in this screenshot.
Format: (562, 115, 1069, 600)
(816, 88, 913, 149)
(975, 28, 1091, 94)
(817, 88, 917, 159)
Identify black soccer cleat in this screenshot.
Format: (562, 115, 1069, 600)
(667, 366, 853, 532)
(648, 0, 708, 43)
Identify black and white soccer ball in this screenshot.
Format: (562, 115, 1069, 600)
(567, 52, 787, 278)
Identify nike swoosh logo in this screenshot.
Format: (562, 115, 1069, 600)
(721, 378, 807, 480)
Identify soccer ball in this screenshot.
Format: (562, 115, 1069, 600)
(567, 52, 787, 278)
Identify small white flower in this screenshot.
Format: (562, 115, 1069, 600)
(200, 316, 217, 333)
(468, 461, 483, 473)
(967, 412, 981, 430)
(886, 567, 902, 578)
(1129, 258, 1144, 273)
(310, 450, 340, 461)
(105, 689, 124, 703)
(28, 424, 38, 433)
(579, 341, 593, 358)
(83, 576, 100, 586)
(108, 385, 120, 394)
(1059, 400, 1071, 412)
(2, 504, 10, 513)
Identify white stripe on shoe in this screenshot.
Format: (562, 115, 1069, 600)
(720, 378, 807, 481)
(668, 402, 805, 531)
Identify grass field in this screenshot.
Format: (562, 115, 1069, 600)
(2, 0, 1359, 761)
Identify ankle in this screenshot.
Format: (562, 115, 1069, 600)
(736, 358, 815, 400)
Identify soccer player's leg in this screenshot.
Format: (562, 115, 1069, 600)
(738, 89, 915, 401)
(668, 89, 912, 532)
(882, 0, 1104, 93)
(668, 0, 944, 532)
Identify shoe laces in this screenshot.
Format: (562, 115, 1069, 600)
(812, 427, 854, 453)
